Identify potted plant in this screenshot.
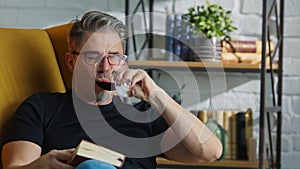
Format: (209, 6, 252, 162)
(182, 0, 237, 41)
(181, 1, 237, 61)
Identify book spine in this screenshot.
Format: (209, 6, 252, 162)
(222, 40, 274, 54)
(245, 108, 253, 160)
(179, 17, 191, 61)
(230, 111, 238, 160)
(165, 12, 175, 61)
(197, 110, 208, 123)
(216, 110, 224, 127)
(248, 138, 257, 161)
(221, 52, 271, 64)
(236, 112, 247, 160)
(223, 111, 233, 159)
(173, 13, 182, 61)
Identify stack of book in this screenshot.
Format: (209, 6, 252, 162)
(194, 108, 255, 161)
(221, 40, 275, 64)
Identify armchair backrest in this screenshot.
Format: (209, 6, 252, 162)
(46, 24, 73, 89)
(0, 23, 72, 135)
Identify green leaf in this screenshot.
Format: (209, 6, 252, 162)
(193, 16, 200, 20)
(182, 1, 237, 39)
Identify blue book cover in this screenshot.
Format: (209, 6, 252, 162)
(180, 17, 191, 61)
(165, 12, 175, 61)
(173, 13, 182, 61)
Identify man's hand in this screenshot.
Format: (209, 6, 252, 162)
(114, 69, 163, 102)
(27, 149, 75, 169)
(2, 141, 75, 169)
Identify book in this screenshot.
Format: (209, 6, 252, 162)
(221, 52, 271, 64)
(245, 108, 254, 160)
(221, 40, 275, 54)
(248, 138, 257, 162)
(173, 13, 182, 61)
(223, 111, 235, 159)
(196, 110, 208, 123)
(221, 52, 239, 63)
(229, 112, 237, 159)
(236, 112, 247, 160)
(68, 140, 126, 167)
(165, 12, 175, 61)
(179, 17, 191, 61)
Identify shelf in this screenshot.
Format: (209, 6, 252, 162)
(128, 60, 278, 73)
(156, 157, 269, 169)
(126, 0, 284, 168)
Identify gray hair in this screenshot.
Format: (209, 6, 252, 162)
(69, 11, 127, 50)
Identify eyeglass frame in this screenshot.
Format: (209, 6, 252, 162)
(69, 51, 127, 66)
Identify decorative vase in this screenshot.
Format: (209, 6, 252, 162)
(210, 37, 222, 61)
(190, 36, 222, 62)
(205, 119, 226, 160)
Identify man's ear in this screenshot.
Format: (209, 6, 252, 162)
(66, 52, 74, 72)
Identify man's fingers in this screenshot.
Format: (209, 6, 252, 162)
(131, 84, 147, 101)
(131, 69, 145, 88)
(64, 148, 75, 153)
(51, 149, 74, 162)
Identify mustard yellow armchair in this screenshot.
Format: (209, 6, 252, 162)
(0, 24, 73, 136)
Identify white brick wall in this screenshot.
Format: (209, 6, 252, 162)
(0, 0, 46, 8)
(284, 58, 300, 76)
(294, 135, 300, 151)
(0, 0, 299, 168)
(0, 0, 124, 28)
(283, 38, 300, 58)
(284, 0, 300, 16)
(281, 153, 300, 169)
(291, 96, 300, 116)
(283, 78, 300, 95)
(282, 135, 292, 152)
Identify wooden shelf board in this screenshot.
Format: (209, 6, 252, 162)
(156, 157, 268, 168)
(128, 60, 278, 71)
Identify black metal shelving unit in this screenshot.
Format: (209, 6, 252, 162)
(259, 1, 284, 169)
(125, 0, 153, 60)
(125, 0, 284, 169)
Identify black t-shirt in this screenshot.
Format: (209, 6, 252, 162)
(2, 90, 169, 169)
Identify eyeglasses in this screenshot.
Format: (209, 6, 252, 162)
(70, 51, 127, 66)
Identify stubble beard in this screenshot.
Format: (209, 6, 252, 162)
(96, 91, 113, 103)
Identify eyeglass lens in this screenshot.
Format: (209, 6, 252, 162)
(82, 51, 126, 65)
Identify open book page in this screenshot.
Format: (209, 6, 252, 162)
(69, 140, 126, 167)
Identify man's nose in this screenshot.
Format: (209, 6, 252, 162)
(98, 57, 111, 72)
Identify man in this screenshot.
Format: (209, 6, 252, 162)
(1, 11, 222, 169)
